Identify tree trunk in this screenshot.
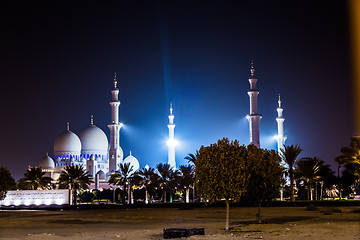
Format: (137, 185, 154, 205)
(73, 189, 77, 206)
(145, 189, 149, 204)
(320, 182, 324, 200)
(186, 187, 190, 203)
(163, 190, 166, 203)
(310, 184, 313, 201)
(127, 184, 131, 204)
(131, 189, 134, 204)
(225, 199, 230, 230)
(257, 201, 262, 224)
(314, 182, 317, 200)
(290, 173, 295, 202)
(170, 190, 173, 203)
(192, 186, 195, 202)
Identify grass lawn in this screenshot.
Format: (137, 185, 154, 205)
(0, 206, 359, 239)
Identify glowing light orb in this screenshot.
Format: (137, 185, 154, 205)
(167, 139, 179, 147)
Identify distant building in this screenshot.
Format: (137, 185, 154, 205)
(275, 94, 287, 154)
(38, 74, 139, 188)
(246, 61, 262, 148)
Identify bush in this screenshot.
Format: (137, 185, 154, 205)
(305, 204, 319, 211)
(351, 208, 360, 213)
(321, 207, 342, 215)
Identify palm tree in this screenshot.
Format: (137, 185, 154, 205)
(184, 151, 198, 164)
(17, 167, 52, 190)
(184, 152, 198, 201)
(108, 162, 134, 204)
(335, 136, 360, 184)
(179, 165, 194, 203)
(58, 165, 93, 205)
(280, 144, 302, 202)
(156, 163, 176, 203)
(295, 157, 322, 200)
(134, 167, 158, 204)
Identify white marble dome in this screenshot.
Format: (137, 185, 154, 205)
(78, 125, 108, 152)
(39, 153, 54, 169)
(123, 151, 139, 173)
(54, 129, 81, 153)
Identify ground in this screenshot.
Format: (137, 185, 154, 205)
(0, 206, 359, 239)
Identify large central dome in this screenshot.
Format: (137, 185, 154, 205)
(54, 129, 81, 153)
(78, 125, 108, 152)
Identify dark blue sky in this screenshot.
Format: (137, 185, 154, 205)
(0, 1, 353, 180)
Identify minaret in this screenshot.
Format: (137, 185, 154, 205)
(167, 102, 176, 169)
(246, 61, 262, 148)
(276, 94, 287, 153)
(108, 73, 123, 174)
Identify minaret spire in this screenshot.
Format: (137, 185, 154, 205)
(276, 94, 287, 154)
(108, 73, 123, 174)
(113, 72, 117, 89)
(91, 115, 94, 125)
(66, 122, 70, 131)
(167, 102, 176, 169)
(246, 60, 262, 148)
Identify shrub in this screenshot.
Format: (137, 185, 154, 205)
(305, 204, 319, 211)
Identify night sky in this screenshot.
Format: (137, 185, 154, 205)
(0, 1, 353, 180)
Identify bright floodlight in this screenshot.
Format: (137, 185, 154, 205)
(167, 139, 179, 147)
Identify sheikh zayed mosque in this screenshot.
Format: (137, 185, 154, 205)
(37, 62, 287, 188)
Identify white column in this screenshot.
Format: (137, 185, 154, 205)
(276, 94, 287, 154)
(246, 61, 262, 148)
(108, 73, 123, 174)
(167, 102, 176, 169)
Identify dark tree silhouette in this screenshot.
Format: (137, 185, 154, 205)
(17, 167, 52, 190)
(280, 144, 302, 201)
(58, 165, 93, 205)
(0, 167, 16, 200)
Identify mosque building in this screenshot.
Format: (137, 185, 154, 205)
(38, 74, 140, 186)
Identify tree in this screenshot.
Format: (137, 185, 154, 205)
(335, 136, 360, 184)
(245, 146, 283, 223)
(134, 167, 158, 204)
(17, 167, 52, 190)
(108, 162, 134, 204)
(0, 167, 16, 200)
(156, 163, 174, 203)
(184, 152, 198, 201)
(58, 165, 93, 205)
(195, 138, 248, 230)
(179, 165, 194, 203)
(280, 144, 303, 202)
(295, 157, 322, 200)
(184, 151, 198, 164)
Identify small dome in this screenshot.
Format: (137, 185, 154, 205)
(123, 151, 139, 174)
(54, 157, 61, 163)
(78, 125, 108, 152)
(96, 170, 106, 180)
(89, 155, 95, 161)
(81, 157, 86, 163)
(39, 154, 54, 169)
(69, 157, 75, 162)
(54, 127, 81, 153)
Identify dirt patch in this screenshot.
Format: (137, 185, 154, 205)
(0, 206, 359, 239)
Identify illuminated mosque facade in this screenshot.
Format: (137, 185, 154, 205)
(38, 74, 140, 183)
(38, 62, 286, 182)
